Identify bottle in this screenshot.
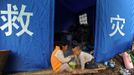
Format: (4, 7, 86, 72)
(122, 52, 134, 69)
(132, 41, 134, 51)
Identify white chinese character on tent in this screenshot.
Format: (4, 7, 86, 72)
(109, 15, 125, 37)
(0, 4, 33, 37)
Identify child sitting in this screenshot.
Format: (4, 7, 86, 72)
(72, 42, 94, 70)
(51, 41, 74, 73)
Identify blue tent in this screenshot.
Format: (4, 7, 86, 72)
(55, 0, 96, 32)
(0, 0, 54, 72)
(94, 0, 134, 62)
(0, 0, 96, 72)
(0, 0, 133, 73)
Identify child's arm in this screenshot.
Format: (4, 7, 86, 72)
(79, 55, 85, 70)
(55, 50, 72, 63)
(86, 53, 94, 62)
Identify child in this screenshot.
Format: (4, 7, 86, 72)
(51, 41, 74, 73)
(72, 42, 94, 70)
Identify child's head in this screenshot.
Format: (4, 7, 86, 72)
(59, 40, 69, 52)
(72, 42, 81, 56)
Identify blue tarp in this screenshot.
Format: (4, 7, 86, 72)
(0, 0, 54, 72)
(95, 0, 134, 62)
(0, 0, 133, 72)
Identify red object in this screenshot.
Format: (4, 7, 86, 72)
(122, 52, 134, 69)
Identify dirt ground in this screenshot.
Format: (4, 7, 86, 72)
(5, 56, 134, 75)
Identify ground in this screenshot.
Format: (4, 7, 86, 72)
(6, 56, 134, 75)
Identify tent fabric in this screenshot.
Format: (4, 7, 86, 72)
(55, 0, 96, 33)
(0, 0, 54, 72)
(55, 0, 76, 32)
(61, 0, 96, 13)
(95, 0, 134, 62)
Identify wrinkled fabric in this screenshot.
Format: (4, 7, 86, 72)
(95, 0, 134, 62)
(0, 0, 54, 72)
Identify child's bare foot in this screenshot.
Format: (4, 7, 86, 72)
(71, 70, 77, 74)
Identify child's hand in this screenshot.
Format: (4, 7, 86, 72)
(70, 55, 75, 58)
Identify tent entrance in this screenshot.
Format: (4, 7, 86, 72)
(54, 0, 96, 54)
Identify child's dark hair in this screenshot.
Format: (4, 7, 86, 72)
(59, 40, 69, 50)
(54, 41, 60, 49)
(72, 41, 80, 49)
(54, 40, 69, 50)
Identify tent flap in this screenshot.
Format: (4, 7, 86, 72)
(0, 0, 54, 72)
(95, 0, 134, 62)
